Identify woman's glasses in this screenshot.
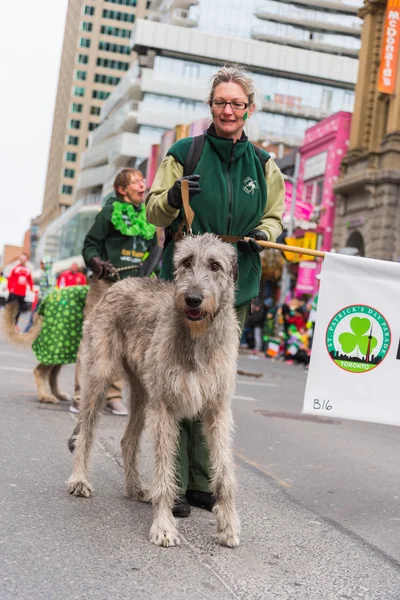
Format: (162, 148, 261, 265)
(210, 100, 249, 111)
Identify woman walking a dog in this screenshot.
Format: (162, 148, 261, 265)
(146, 65, 285, 517)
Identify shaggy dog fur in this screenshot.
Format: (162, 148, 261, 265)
(67, 234, 241, 548)
(2, 304, 70, 404)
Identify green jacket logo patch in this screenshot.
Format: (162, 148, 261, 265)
(326, 305, 391, 373)
(243, 177, 258, 195)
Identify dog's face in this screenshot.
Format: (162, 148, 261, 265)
(173, 234, 237, 335)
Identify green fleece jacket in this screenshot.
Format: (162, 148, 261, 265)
(82, 196, 157, 279)
(146, 127, 285, 306)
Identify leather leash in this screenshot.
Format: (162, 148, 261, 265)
(176, 181, 326, 259)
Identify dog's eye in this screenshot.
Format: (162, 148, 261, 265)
(182, 259, 191, 268)
(210, 262, 220, 272)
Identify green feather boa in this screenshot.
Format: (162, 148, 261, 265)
(111, 202, 156, 240)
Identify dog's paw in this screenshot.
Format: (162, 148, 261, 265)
(125, 487, 151, 503)
(56, 392, 71, 402)
(149, 525, 181, 548)
(67, 478, 93, 498)
(39, 395, 59, 404)
(218, 527, 240, 548)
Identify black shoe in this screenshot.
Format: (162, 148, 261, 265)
(186, 490, 217, 512)
(172, 494, 191, 518)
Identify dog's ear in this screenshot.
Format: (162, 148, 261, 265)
(231, 257, 239, 283)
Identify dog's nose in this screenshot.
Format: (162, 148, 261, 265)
(185, 294, 203, 308)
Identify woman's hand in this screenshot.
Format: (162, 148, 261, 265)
(167, 174, 201, 208)
(237, 230, 268, 254)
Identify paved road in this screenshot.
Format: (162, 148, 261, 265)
(1, 320, 400, 599)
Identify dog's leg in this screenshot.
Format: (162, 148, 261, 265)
(34, 364, 59, 404)
(147, 405, 181, 548)
(67, 374, 107, 498)
(121, 378, 149, 502)
(202, 402, 241, 548)
(49, 365, 70, 402)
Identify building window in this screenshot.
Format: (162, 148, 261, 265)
(94, 73, 120, 85)
(71, 103, 83, 113)
(84, 5, 95, 15)
(90, 106, 101, 115)
(105, 0, 137, 5)
(82, 21, 93, 32)
(102, 9, 135, 23)
(76, 70, 87, 81)
(77, 54, 89, 64)
(64, 168, 75, 178)
(88, 122, 98, 131)
(98, 41, 131, 55)
(73, 86, 85, 97)
(96, 57, 129, 70)
(66, 152, 77, 162)
(69, 119, 81, 129)
(79, 38, 91, 48)
(61, 185, 73, 194)
(68, 135, 79, 145)
(92, 90, 110, 100)
(100, 25, 132, 39)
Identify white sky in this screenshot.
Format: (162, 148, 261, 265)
(0, 1, 69, 255)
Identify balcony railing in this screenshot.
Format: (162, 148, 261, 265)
(170, 8, 198, 27)
(262, 98, 330, 120)
(254, 9, 362, 37)
(251, 28, 359, 57)
(270, 0, 361, 15)
(100, 64, 140, 121)
(91, 101, 139, 146)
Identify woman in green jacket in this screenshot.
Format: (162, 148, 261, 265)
(146, 65, 285, 517)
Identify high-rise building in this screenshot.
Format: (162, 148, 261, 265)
(38, 0, 148, 233)
(334, 0, 400, 260)
(75, 0, 362, 203)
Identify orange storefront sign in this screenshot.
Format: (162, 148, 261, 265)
(378, 0, 400, 94)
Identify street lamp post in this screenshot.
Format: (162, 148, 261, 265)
(280, 151, 300, 305)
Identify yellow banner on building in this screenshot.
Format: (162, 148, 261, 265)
(283, 232, 318, 262)
(377, 0, 400, 95)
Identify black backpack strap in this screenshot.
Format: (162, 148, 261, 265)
(183, 134, 206, 176)
(253, 144, 270, 173)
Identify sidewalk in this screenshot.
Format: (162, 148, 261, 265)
(1, 338, 400, 598)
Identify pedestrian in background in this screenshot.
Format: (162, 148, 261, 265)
(146, 64, 285, 517)
(57, 263, 87, 288)
(245, 298, 266, 355)
(71, 168, 161, 416)
(24, 255, 56, 333)
(7, 253, 33, 326)
(0, 271, 6, 308)
(307, 273, 320, 350)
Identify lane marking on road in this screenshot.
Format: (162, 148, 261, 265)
(0, 366, 32, 373)
(236, 379, 280, 388)
(233, 395, 256, 402)
(0, 351, 29, 358)
(235, 451, 291, 489)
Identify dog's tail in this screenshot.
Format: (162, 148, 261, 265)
(2, 302, 43, 346)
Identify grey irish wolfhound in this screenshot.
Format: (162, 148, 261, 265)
(67, 233, 241, 548)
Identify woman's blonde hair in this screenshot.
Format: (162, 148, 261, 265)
(209, 65, 255, 105)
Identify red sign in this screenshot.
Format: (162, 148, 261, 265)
(295, 261, 317, 295)
(378, 0, 400, 95)
(284, 181, 314, 222)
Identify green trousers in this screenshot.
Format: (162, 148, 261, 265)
(177, 302, 250, 493)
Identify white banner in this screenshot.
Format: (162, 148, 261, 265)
(303, 252, 400, 426)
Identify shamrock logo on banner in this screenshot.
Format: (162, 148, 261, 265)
(338, 317, 377, 356)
